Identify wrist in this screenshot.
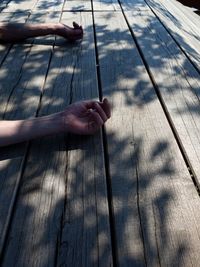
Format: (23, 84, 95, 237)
(41, 112, 64, 135)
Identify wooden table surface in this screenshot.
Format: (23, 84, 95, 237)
(0, 0, 200, 266)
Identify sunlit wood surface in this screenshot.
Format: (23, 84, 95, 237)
(0, 0, 200, 266)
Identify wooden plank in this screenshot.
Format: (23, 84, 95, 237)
(1, 12, 112, 267)
(95, 11, 146, 267)
(93, 0, 121, 11)
(146, 0, 200, 38)
(95, 11, 200, 266)
(0, 12, 29, 64)
(145, 0, 200, 72)
(120, 3, 200, 185)
(0, 0, 37, 12)
(63, 0, 92, 11)
(0, 0, 64, 12)
(0, 11, 54, 259)
(0, 43, 52, 253)
(0, 12, 62, 115)
(33, 0, 64, 12)
(0, 43, 52, 257)
(120, 0, 145, 11)
(0, 11, 28, 23)
(0, 1, 14, 12)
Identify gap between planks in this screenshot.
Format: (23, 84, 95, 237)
(118, 0, 200, 194)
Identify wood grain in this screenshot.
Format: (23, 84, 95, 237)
(0, 0, 37, 12)
(92, 0, 121, 11)
(33, 0, 64, 12)
(63, 0, 92, 11)
(0, 10, 56, 260)
(1, 12, 112, 267)
(0, 43, 52, 255)
(95, 11, 200, 267)
(0, 12, 28, 65)
(120, 3, 200, 186)
(145, 0, 200, 71)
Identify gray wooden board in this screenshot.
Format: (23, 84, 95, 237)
(0, 10, 55, 258)
(95, 11, 200, 267)
(63, 0, 121, 12)
(145, 0, 200, 72)
(33, 0, 64, 12)
(0, 1, 15, 12)
(0, 12, 29, 65)
(1, 12, 113, 267)
(92, 0, 121, 11)
(120, 4, 200, 185)
(148, 0, 200, 27)
(63, 0, 92, 11)
(0, 0, 37, 12)
(0, 0, 64, 12)
(0, 11, 28, 23)
(0, 43, 52, 257)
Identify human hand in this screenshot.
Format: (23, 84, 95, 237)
(61, 98, 111, 135)
(57, 21, 83, 41)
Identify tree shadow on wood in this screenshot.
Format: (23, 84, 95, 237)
(144, 0, 200, 67)
(0, 5, 200, 267)
(0, 0, 65, 12)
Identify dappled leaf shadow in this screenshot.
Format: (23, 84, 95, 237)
(0, 1, 200, 266)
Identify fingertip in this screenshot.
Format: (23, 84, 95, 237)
(73, 21, 81, 29)
(103, 98, 108, 104)
(102, 98, 111, 118)
(90, 109, 104, 126)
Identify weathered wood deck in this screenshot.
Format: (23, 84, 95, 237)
(0, 0, 200, 266)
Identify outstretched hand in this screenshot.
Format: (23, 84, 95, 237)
(58, 21, 83, 41)
(62, 98, 111, 135)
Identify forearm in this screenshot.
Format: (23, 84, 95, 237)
(0, 23, 60, 42)
(0, 113, 64, 147)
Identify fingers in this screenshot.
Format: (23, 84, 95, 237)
(71, 22, 83, 40)
(100, 98, 111, 118)
(94, 102, 108, 122)
(85, 99, 111, 123)
(73, 21, 82, 30)
(89, 109, 104, 128)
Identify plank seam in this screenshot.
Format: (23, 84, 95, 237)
(118, 0, 200, 196)
(54, 145, 69, 267)
(2, 44, 33, 119)
(144, 0, 200, 86)
(136, 166, 148, 266)
(101, 127, 118, 267)
(152, 203, 162, 266)
(0, 45, 12, 68)
(0, 22, 57, 261)
(91, 1, 118, 266)
(0, 0, 11, 12)
(0, 142, 30, 263)
(0, 11, 31, 70)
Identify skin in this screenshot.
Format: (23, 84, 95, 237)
(0, 22, 111, 147)
(0, 98, 111, 147)
(0, 21, 83, 42)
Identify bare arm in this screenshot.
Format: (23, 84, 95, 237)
(0, 22, 83, 42)
(0, 99, 111, 147)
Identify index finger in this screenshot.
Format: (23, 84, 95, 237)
(84, 98, 111, 118)
(99, 98, 111, 118)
